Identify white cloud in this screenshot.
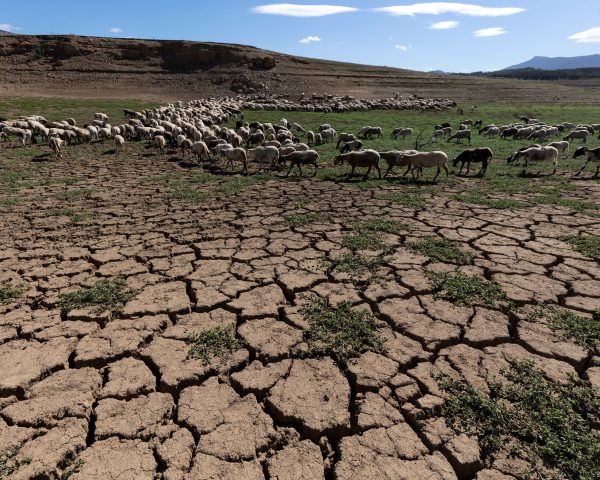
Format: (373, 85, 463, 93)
(395, 44, 411, 52)
(109, 27, 123, 33)
(375, 3, 524, 17)
(300, 35, 321, 43)
(568, 27, 600, 43)
(0, 23, 21, 32)
(252, 4, 358, 17)
(473, 27, 506, 37)
(430, 20, 459, 29)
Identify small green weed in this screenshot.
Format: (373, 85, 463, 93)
(349, 219, 409, 235)
(44, 208, 88, 223)
(451, 191, 528, 210)
(0, 197, 22, 207)
(55, 189, 94, 202)
(438, 359, 600, 480)
(560, 235, 600, 259)
(284, 212, 329, 228)
(169, 186, 212, 203)
(329, 252, 387, 282)
(299, 296, 386, 368)
(0, 446, 31, 479)
(186, 325, 246, 365)
(426, 270, 507, 306)
(57, 278, 136, 314)
(409, 236, 474, 264)
(0, 282, 24, 305)
(60, 459, 85, 480)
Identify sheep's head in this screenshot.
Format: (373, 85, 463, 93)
(573, 147, 586, 159)
(333, 155, 344, 166)
(451, 157, 460, 167)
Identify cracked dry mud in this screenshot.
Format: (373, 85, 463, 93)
(0, 148, 599, 480)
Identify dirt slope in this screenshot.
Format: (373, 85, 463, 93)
(0, 34, 598, 103)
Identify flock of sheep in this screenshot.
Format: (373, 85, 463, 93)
(1, 94, 599, 179)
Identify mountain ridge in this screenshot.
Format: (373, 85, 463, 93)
(504, 54, 600, 71)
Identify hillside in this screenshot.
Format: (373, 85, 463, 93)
(505, 54, 600, 71)
(0, 34, 598, 104)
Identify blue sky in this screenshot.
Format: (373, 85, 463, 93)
(2, 1, 599, 72)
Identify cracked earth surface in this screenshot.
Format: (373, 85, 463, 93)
(0, 146, 599, 480)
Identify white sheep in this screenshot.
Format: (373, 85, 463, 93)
(333, 149, 381, 179)
(547, 141, 569, 159)
(380, 150, 418, 177)
(247, 145, 279, 172)
(279, 150, 320, 177)
(114, 135, 125, 154)
(154, 135, 166, 155)
(191, 141, 210, 162)
(564, 129, 589, 143)
(447, 130, 472, 144)
(221, 147, 248, 174)
(49, 136, 65, 159)
(400, 151, 449, 180)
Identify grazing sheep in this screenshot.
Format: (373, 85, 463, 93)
(336, 133, 357, 149)
(49, 137, 65, 159)
(314, 133, 323, 146)
(333, 149, 381, 179)
(447, 130, 472, 144)
(431, 129, 444, 142)
(564, 129, 589, 143)
(357, 126, 383, 140)
(340, 140, 363, 154)
(247, 131, 265, 147)
(247, 145, 279, 172)
(483, 127, 500, 138)
(306, 131, 315, 146)
(573, 146, 600, 177)
(290, 123, 306, 134)
(547, 141, 569, 159)
(191, 141, 210, 162)
(154, 135, 166, 155)
(442, 127, 452, 137)
(380, 150, 418, 177)
(279, 150, 320, 177)
(392, 127, 413, 139)
(180, 138, 193, 158)
(508, 146, 559, 175)
(320, 128, 337, 143)
(400, 151, 449, 180)
(452, 147, 493, 176)
(114, 135, 125, 154)
(221, 147, 248, 174)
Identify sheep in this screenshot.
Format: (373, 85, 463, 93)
(573, 146, 600, 177)
(507, 146, 559, 175)
(320, 128, 337, 143)
(247, 145, 279, 172)
(447, 130, 471, 144)
(333, 149, 381, 179)
(340, 140, 363, 154)
(442, 127, 452, 137)
(114, 135, 125, 154)
(154, 135, 166, 155)
(247, 131, 265, 147)
(306, 131, 315, 146)
(180, 138, 193, 158)
(434, 123, 451, 131)
(380, 150, 418, 177)
(483, 127, 500, 138)
(279, 118, 288, 128)
(221, 147, 248, 174)
(452, 147, 493, 176)
(547, 141, 569, 159)
(336, 133, 356, 149)
(564, 129, 589, 143)
(431, 129, 444, 142)
(279, 150, 320, 177)
(290, 123, 306, 134)
(94, 112, 109, 123)
(392, 127, 413, 139)
(49, 136, 65, 159)
(400, 151, 449, 180)
(357, 126, 383, 140)
(191, 141, 210, 162)
(314, 133, 323, 146)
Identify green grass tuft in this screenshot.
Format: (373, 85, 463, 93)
(284, 212, 329, 228)
(349, 219, 409, 235)
(437, 359, 600, 480)
(0, 282, 24, 305)
(409, 236, 474, 264)
(44, 208, 88, 223)
(426, 270, 506, 306)
(55, 189, 94, 202)
(299, 296, 386, 368)
(186, 325, 246, 365)
(57, 278, 136, 315)
(0, 446, 31, 479)
(451, 191, 528, 210)
(60, 459, 85, 480)
(329, 253, 387, 281)
(560, 235, 600, 259)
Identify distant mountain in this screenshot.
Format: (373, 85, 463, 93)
(0, 30, 15, 36)
(504, 55, 600, 71)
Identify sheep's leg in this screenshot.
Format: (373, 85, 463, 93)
(286, 162, 294, 177)
(349, 166, 356, 178)
(402, 165, 411, 177)
(458, 163, 464, 176)
(376, 165, 381, 179)
(311, 162, 318, 177)
(595, 165, 599, 177)
(364, 165, 372, 180)
(465, 162, 470, 175)
(443, 164, 449, 177)
(575, 160, 588, 176)
(384, 165, 392, 178)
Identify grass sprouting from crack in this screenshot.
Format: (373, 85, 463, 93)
(426, 270, 506, 306)
(527, 305, 600, 354)
(60, 459, 85, 480)
(560, 235, 600, 259)
(44, 208, 89, 223)
(409, 236, 474, 264)
(329, 253, 387, 281)
(379, 192, 426, 209)
(186, 325, 246, 365)
(0, 282, 24, 305)
(54, 189, 94, 202)
(299, 296, 386, 368)
(0, 446, 31, 479)
(349, 219, 409, 235)
(57, 277, 136, 315)
(451, 191, 528, 210)
(437, 359, 600, 480)
(284, 212, 329, 228)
